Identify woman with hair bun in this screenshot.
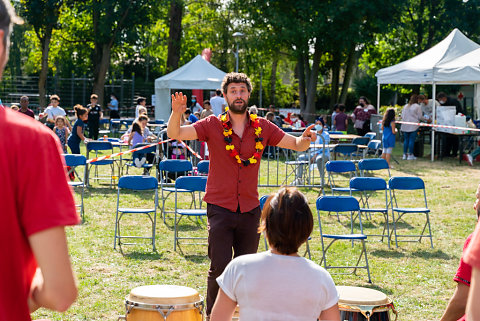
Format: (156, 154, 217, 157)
(67, 104, 89, 154)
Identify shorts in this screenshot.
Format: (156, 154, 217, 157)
(383, 147, 393, 154)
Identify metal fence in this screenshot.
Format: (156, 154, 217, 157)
(0, 74, 139, 116)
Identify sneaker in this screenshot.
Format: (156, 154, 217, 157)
(402, 154, 407, 160)
(465, 154, 474, 166)
(407, 154, 417, 160)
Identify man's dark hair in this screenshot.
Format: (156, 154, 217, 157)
(184, 108, 192, 115)
(20, 95, 28, 102)
(137, 97, 146, 105)
(221, 72, 253, 94)
(338, 103, 345, 112)
(215, 89, 221, 96)
(437, 92, 447, 99)
(0, 0, 22, 46)
(260, 187, 313, 255)
(265, 111, 274, 120)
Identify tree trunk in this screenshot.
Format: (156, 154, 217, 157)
(270, 55, 278, 105)
(339, 45, 357, 104)
(166, 0, 183, 73)
(38, 26, 53, 109)
(297, 57, 306, 111)
(304, 40, 322, 123)
(92, 43, 112, 111)
(329, 51, 341, 109)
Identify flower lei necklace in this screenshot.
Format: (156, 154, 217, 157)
(220, 107, 263, 166)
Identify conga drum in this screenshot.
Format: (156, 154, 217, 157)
(337, 286, 397, 321)
(122, 285, 203, 321)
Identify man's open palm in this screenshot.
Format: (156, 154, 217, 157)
(172, 92, 187, 114)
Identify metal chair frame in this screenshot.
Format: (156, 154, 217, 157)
(350, 177, 391, 248)
(125, 143, 159, 177)
(316, 196, 372, 283)
(86, 141, 115, 187)
(174, 176, 208, 251)
(63, 154, 87, 221)
(114, 175, 158, 251)
(388, 176, 433, 248)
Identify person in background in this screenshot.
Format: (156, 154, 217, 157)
(201, 100, 214, 119)
(67, 105, 88, 154)
(190, 95, 203, 114)
(54, 116, 70, 153)
(352, 96, 376, 136)
(333, 104, 348, 132)
(185, 108, 198, 124)
(464, 183, 480, 320)
(331, 104, 339, 131)
(87, 94, 102, 140)
(418, 94, 439, 120)
(381, 107, 396, 168)
(107, 93, 120, 119)
(10, 104, 18, 110)
(210, 89, 227, 116)
(0, 1, 79, 319)
(400, 94, 429, 160)
(42, 95, 71, 131)
(249, 106, 258, 115)
(18, 95, 34, 118)
(437, 92, 463, 158)
(440, 183, 480, 321)
(211, 187, 339, 321)
(135, 96, 146, 118)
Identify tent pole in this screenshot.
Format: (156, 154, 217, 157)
(377, 84, 380, 112)
(431, 83, 436, 162)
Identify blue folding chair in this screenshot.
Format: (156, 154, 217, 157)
(174, 176, 208, 251)
(350, 177, 391, 248)
(86, 141, 115, 187)
(158, 159, 194, 223)
(316, 196, 371, 283)
(388, 177, 433, 248)
(125, 143, 158, 176)
(326, 160, 359, 195)
(364, 132, 377, 140)
(352, 137, 371, 159)
(358, 158, 391, 178)
(196, 160, 209, 175)
(114, 175, 158, 251)
(64, 154, 87, 221)
(332, 144, 358, 160)
(366, 140, 382, 158)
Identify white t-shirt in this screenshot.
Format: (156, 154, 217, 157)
(135, 104, 144, 118)
(45, 106, 66, 121)
(192, 103, 203, 114)
(216, 251, 338, 321)
(210, 95, 226, 116)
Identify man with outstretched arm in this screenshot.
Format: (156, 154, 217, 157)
(167, 72, 316, 318)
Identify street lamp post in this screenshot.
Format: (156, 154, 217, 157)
(232, 32, 244, 72)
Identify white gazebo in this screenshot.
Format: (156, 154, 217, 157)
(375, 28, 480, 160)
(154, 55, 227, 121)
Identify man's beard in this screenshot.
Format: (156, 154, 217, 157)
(228, 99, 248, 114)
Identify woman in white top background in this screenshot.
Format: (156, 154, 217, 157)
(211, 187, 340, 321)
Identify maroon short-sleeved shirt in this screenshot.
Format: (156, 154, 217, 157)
(454, 233, 473, 287)
(465, 220, 480, 268)
(194, 114, 285, 213)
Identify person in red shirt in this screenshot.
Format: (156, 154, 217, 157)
(440, 190, 479, 321)
(465, 184, 480, 320)
(0, 2, 79, 320)
(167, 72, 316, 317)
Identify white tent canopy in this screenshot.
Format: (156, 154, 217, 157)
(436, 47, 480, 83)
(375, 29, 480, 161)
(375, 28, 480, 85)
(154, 55, 227, 121)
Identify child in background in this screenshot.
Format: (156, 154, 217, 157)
(54, 116, 70, 153)
(128, 121, 145, 146)
(67, 105, 88, 154)
(331, 104, 339, 131)
(333, 104, 348, 132)
(381, 107, 396, 168)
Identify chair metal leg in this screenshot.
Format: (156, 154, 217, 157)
(362, 240, 372, 283)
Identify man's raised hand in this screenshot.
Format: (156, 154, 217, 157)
(171, 92, 187, 114)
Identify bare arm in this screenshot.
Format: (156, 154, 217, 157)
(210, 289, 237, 321)
(167, 92, 198, 140)
(391, 121, 397, 134)
(319, 303, 341, 321)
(276, 124, 317, 151)
(440, 282, 469, 321)
(467, 268, 480, 321)
(28, 226, 77, 312)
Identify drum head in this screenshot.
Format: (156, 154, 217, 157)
(337, 286, 390, 306)
(128, 285, 200, 305)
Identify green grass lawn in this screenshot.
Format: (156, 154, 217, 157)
(32, 143, 480, 321)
